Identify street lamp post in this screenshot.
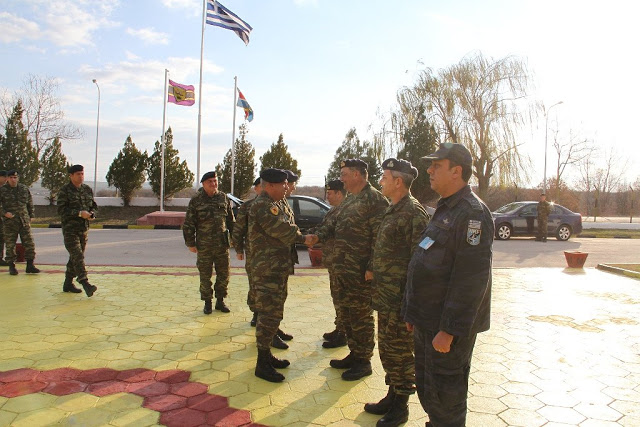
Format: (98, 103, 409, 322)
(92, 79, 100, 194)
(543, 100, 563, 195)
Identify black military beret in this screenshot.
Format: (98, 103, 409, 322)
(68, 164, 84, 174)
(7, 170, 18, 176)
(252, 177, 261, 187)
(284, 170, 299, 183)
(422, 142, 472, 167)
(339, 158, 368, 170)
(325, 180, 344, 191)
(0, 170, 7, 177)
(260, 168, 287, 183)
(382, 158, 418, 178)
(200, 171, 217, 183)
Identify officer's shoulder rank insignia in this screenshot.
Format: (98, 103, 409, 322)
(467, 219, 482, 245)
(270, 205, 279, 216)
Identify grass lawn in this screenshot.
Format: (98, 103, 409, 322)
(607, 264, 640, 273)
(578, 229, 640, 239)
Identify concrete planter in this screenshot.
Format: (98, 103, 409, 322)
(564, 251, 588, 268)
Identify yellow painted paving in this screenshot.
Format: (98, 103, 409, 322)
(0, 265, 639, 426)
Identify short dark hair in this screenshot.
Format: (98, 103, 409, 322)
(389, 170, 414, 189)
(448, 160, 472, 182)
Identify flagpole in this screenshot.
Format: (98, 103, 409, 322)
(196, 0, 207, 187)
(231, 76, 238, 196)
(160, 69, 169, 212)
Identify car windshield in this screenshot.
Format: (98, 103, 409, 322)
(494, 202, 526, 214)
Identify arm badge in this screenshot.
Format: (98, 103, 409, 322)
(467, 220, 482, 245)
(270, 206, 279, 216)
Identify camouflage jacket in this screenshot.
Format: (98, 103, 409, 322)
(279, 198, 299, 266)
(372, 193, 429, 312)
(183, 189, 235, 248)
(247, 192, 305, 276)
(308, 202, 345, 269)
(537, 200, 551, 219)
(232, 196, 256, 256)
(0, 183, 35, 224)
(57, 182, 98, 233)
(316, 182, 389, 276)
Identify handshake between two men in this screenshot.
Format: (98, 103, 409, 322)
(303, 234, 320, 247)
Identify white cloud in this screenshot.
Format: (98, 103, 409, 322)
(293, 0, 318, 6)
(0, 12, 40, 43)
(161, 0, 200, 15)
(126, 27, 170, 45)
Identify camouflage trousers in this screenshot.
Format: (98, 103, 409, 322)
(0, 219, 4, 260)
(537, 217, 548, 239)
(377, 310, 415, 394)
(414, 326, 477, 427)
(196, 246, 230, 300)
(63, 229, 89, 282)
(3, 218, 35, 263)
(327, 268, 345, 333)
(335, 272, 375, 360)
(254, 273, 288, 350)
(245, 254, 256, 312)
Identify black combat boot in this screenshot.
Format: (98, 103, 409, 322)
(377, 394, 409, 427)
(271, 334, 289, 349)
(322, 331, 347, 348)
(269, 350, 290, 369)
(330, 352, 355, 369)
(63, 274, 82, 293)
(255, 349, 285, 382)
(250, 312, 258, 327)
(277, 328, 293, 341)
(25, 259, 40, 274)
(0, 259, 8, 266)
(8, 263, 18, 275)
(342, 358, 372, 381)
(203, 299, 213, 314)
(215, 298, 230, 313)
(323, 329, 339, 341)
(364, 386, 396, 415)
(79, 279, 97, 297)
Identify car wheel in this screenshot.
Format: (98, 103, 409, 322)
(556, 224, 572, 241)
(496, 223, 512, 240)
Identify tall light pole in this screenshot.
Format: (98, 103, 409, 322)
(92, 79, 100, 194)
(543, 100, 563, 195)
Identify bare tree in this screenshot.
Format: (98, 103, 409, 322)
(577, 148, 625, 220)
(550, 126, 593, 201)
(0, 74, 82, 156)
(396, 52, 533, 199)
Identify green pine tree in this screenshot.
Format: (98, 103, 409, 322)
(327, 128, 381, 188)
(106, 135, 148, 206)
(0, 101, 40, 186)
(40, 137, 70, 205)
(147, 127, 194, 201)
(259, 133, 301, 178)
(218, 123, 256, 198)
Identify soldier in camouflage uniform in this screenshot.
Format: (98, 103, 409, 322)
(183, 171, 235, 315)
(536, 193, 552, 242)
(0, 171, 7, 266)
(365, 158, 429, 427)
(57, 165, 98, 296)
(312, 159, 389, 381)
(0, 170, 40, 275)
(232, 177, 261, 326)
(403, 143, 493, 427)
(248, 168, 312, 383)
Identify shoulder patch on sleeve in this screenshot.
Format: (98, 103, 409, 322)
(467, 219, 482, 245)
(270, 206, 279, 216)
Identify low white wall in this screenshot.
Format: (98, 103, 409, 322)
(33, 196, 190, 208)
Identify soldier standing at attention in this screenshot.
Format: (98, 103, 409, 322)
(0, 171, 8, 266)
(403, 143, 493, 427)
(366, 158, 429, 427)
(248, 168, 312, 382)
(183, 171, 235, 315)
(536, 193, 551, 242)
(57, 165, 98, 296)
(312, 159, 389, 381)
(0, 170, 40, 276)
(232, 177, 261, 326)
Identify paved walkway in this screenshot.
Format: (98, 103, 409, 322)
(0, 265, 639, 426)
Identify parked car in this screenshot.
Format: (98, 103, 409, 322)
(227, 193, 243, 218)
(492, 201, 582, 241)
(286, 195, 330, 233)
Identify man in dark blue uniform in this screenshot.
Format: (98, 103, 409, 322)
(403, 142, 493, 427)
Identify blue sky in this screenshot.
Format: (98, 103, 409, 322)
(1, 0, 638, 188)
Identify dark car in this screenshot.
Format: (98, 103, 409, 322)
(227, 193, 243, 218)
(286, 195, 330, 233)
(492, 201, 582, 241)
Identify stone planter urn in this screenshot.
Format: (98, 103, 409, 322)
(564, 251, 588, 268)
(307, 247, 323, 267)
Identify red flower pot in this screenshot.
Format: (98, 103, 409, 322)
(564, 251, 588, 268)
(307, 247, 323, 267)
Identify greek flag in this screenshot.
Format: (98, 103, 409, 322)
(206, 0, 252, 45)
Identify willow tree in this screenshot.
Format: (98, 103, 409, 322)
(397, 52, 532, 199)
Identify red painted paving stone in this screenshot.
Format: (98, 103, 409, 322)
(160, 407, 207, 427)
(117, 368, 156, 383)
(87, 380, 129, 396)
(144, 394, 188, 412)
(76, 367, 119, 383)
(170, 381, 209, 398)
(0, 368, 39, 382)
(206, 407, 253, 427)
(156, 369, 192, 383)
(126, 379, 170, 397)
(36, 367, 81, 382)
(187, 393, 228, 412)
(0, 380, 47, 397)
(43, 380, 88, 396)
